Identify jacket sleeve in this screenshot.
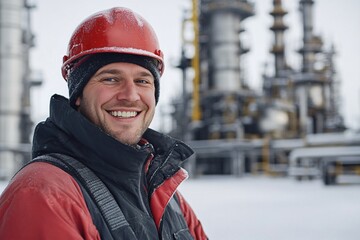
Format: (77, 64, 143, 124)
(0, 162, 100, 240)
(175, 191, 208, 240)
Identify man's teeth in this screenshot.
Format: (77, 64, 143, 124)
(110, 111, 137, 118)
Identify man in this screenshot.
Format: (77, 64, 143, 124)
(0, 7, 207, 240)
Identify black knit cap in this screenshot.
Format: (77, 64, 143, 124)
(67, 53, 161, 108)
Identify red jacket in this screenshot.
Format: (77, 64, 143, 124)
(0, 162, 207, 239)
(1, 95, 208, 239)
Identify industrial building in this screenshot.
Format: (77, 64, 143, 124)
(169, 0, 360, 183)
(0, 0, 41, 179)
(0, 0, 359, 184)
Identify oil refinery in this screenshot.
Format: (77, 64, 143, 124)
(0, 0, 359, 185)
(0, 0, 41, 179)
(169, 0, 360, 184)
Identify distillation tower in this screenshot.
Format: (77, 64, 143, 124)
(172, 0, 257, 174)
(0, 0, 40, 179)
(261, 0, 296, 138)
(190, 0, 256, 141)
(294, 0, 345, 134)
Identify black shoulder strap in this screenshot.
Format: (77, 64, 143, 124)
(31, 153, 137, 239)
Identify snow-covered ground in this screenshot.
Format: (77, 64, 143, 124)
(179, 175, 360, 240)
(1, 175, 359, 240)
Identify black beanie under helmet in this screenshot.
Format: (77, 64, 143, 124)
(67, 53, 161, 108)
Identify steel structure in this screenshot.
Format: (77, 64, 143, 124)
(170, 0, 355, 179)
(0, 0, 40, 179)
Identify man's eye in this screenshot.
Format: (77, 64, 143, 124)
(138, 78, 154, 85)
(102, 77, 117, 83)
(135, 79, 148, 84)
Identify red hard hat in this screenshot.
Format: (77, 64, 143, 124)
(61, 7, 164, 80)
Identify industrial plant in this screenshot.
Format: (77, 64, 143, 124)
(0, 0, 359, 184)
(169, 0, 360, 184)
(0, 0, 41, 179)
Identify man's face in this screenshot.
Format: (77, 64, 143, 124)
(75, 62, 156, 146)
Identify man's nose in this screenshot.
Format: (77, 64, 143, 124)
(116, 81, 140, 102)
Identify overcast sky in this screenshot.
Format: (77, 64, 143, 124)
(30, 0, 360, 131)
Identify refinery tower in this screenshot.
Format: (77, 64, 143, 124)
(0, 0, 41, 179)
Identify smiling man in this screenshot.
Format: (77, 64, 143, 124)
(0, 7, 207, 240)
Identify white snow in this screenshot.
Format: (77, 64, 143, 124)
(178, 175, 360, 240)
(1, 175, 359, 240)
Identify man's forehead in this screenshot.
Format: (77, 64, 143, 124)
(95, 62, 153, 74)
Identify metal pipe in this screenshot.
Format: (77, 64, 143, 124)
(299, 0, 315, 73)
(270, 0, 288, 77)
(191, 0, 201, 121)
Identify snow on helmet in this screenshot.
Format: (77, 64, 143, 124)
(61, 7, 164, 80)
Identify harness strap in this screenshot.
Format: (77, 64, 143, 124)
(31, 153, 137, 239)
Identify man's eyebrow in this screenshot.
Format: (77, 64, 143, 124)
(138, 71, 153, 78)
(94, 69, 122, 77)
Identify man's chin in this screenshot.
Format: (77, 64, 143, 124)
(111, 132, 142, 146)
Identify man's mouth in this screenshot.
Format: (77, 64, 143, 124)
(109, 111, 138, 118)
